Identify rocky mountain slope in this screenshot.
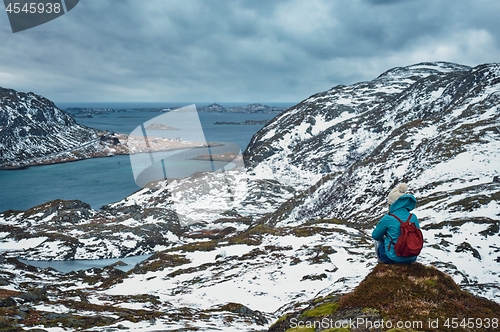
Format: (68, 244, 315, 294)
(0, 221, 497, 331)
(0, 87, 100, 165)
(0, 212, 373, 331)
(0, 62, 499, 331)
(245, 62, 499, 226)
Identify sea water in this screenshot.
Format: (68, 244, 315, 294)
(0, 104, 291, 272)
(0, 108, 285, 212)
(19, 255, 151, 273)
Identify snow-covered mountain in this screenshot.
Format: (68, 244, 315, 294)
(246, 62, 500, 225)
(246, 61, 500, 298)
(0, 87, 100, 165)
(0, 62, 499, 331)
(0, 87, 175, 169)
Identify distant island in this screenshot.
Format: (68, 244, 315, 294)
(191, 152, 241, 162)
(65, 107, 129, 116)
(214, 119, 269, 125)
(199, 103, 287, 113)
(65, 103, 289, 115)
(145, 123, 179, 130)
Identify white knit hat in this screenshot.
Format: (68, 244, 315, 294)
(387, 183, 408, 205)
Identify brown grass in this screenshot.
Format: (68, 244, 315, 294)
(0, 289, 21, 299)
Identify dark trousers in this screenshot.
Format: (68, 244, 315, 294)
(377, 241, 416, 264)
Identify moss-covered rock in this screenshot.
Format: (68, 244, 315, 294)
(300, 302, 339, 318)
(284, 327, 316, 332)
(269, 263, 500, 332)
(338, 263, 500, 332)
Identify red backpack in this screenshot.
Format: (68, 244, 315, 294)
(388, 213, 424, 257)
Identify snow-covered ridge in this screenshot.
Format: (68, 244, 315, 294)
(0, 87, 99, 165)
(248, 62, 500, 225)
(244, 61, 473, 172)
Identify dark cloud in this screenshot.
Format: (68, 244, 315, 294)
(0, 0, 499, 103)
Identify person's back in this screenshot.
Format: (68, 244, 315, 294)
(372, 183, 421, 264)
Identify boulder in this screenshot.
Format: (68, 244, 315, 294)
(0, 297, 16, 307)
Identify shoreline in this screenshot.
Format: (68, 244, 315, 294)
(190, 151, 242, 163)
(0, 142, 225, 171)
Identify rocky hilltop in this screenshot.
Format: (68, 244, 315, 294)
(268, 263, 500, 332)
(0, 87, 100, 165)
(0, 62, 499, 331)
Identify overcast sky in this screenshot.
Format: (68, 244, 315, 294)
(1, 0, 499, 104)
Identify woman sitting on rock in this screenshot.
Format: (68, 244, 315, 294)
(372, 183, 421, 264)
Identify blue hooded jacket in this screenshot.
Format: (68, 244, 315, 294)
(372, 194, 420, 262)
